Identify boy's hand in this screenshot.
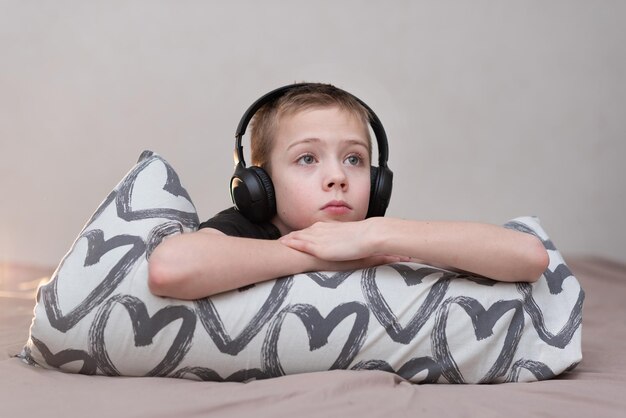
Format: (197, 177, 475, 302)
(279, 219, 408, 263)
(279, 220, 371, 260)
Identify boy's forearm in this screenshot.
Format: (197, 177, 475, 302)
(148, 232, 318, 299)
(370, 217, 549, 282)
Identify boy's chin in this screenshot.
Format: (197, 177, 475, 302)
(316, 212, 365, 224)
(320, 206, 353, 216)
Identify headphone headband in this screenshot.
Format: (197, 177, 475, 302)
(234, 83, 389, 169)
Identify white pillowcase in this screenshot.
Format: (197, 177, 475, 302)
(21, 151, 583, 383)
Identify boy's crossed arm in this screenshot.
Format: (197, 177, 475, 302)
(147, 228, 403, 300)
(279, 218, 549, 284)
(148, 219, 548, 300)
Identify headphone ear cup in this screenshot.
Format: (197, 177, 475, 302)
(230, 164, 276, 223)
(250, 166, 276, 219)
(367, 166, 393, 218)
(369, 166, 379, 198)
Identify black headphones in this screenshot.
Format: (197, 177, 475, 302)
(230, 83, 393, 223)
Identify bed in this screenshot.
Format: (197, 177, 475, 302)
(1, 255, 625, 418)
(2, 151, 624, 416)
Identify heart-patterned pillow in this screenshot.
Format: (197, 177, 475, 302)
(20, 151, 583, 383)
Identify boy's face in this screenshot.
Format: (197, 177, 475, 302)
(268, 106, 371, 235)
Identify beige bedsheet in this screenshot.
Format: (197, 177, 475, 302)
(1, 256, 625, 417)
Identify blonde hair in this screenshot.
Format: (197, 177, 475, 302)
(250, 83, 372, 170)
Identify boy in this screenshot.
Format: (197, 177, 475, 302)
(148, 83, 549, 300)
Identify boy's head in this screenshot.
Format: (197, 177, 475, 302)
(250, 83, 372, 171)
(231, 83, 392, 230)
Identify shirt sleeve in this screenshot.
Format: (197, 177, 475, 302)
(198, 207, 281, 240)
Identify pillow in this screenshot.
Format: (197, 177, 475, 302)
(21, 150, 584, 383)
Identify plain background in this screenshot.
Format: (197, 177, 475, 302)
(1, 0, 625, 267)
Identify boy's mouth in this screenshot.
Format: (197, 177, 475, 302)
(321, 200, 352, 214)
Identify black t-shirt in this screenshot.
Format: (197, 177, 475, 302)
(198, 207, 281, 240)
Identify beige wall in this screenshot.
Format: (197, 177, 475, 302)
(1, 0, 625, 266)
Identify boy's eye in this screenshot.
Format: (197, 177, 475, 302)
(345, 155, 362, 166)
(297, 154, 316, 165)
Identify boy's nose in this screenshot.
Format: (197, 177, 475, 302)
(324, 166, 348, 191)
(326, 179, 347, 190)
